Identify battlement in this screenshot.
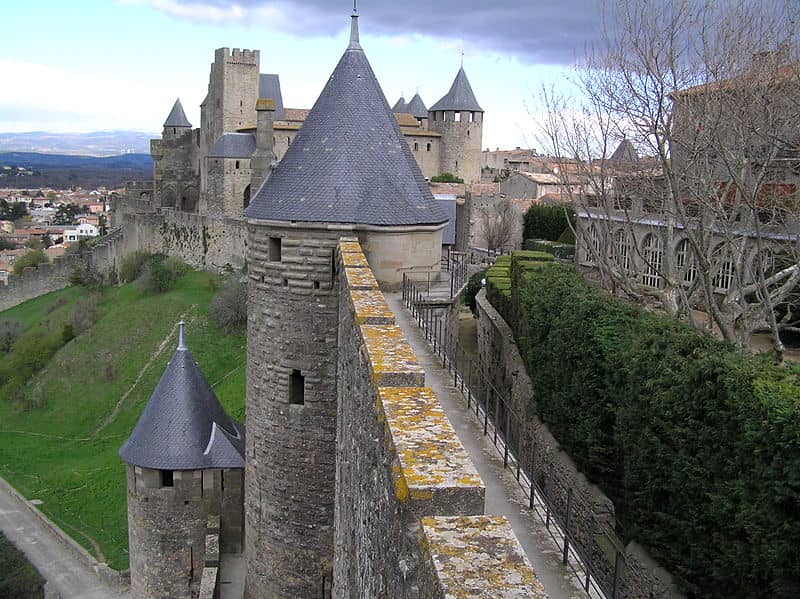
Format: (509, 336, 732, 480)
(214, 47, 259, 66)
(335, 239, 545, 597)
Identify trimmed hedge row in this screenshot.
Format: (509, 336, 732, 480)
(491, 263, 800, 599)
(523, 238, 576, 261)
(485, 251, 553, 321)
(523, 203, 575, 242)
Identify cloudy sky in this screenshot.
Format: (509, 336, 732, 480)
(0, 0, 604, 150)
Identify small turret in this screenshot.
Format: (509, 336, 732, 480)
(428, 66, 484, 183)
(163, 98, 192, 140)
(392, 96, 408, 113)
(120, 322, 245, 599)
(406, 92, 428, 126)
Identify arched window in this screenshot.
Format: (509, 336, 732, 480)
(641, 234, 663, 288)
(585, 223, 600, 264)
(712, 243, 735, 291)
(243, 184, 251, 209)
(613, 229, 631, 272)
(752, 248, 775, 282)
(675, 238, 697, 285)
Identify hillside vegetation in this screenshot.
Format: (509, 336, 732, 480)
(0, 271, 245, 570)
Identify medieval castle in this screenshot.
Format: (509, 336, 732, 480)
(144, 38, 484, 222)
(112, 9, 550, 599)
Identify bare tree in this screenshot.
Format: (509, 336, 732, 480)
(537, 0, 800, 355)
(480, 198, 518, 253)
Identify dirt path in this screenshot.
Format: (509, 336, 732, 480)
(93, 311, 194, 437)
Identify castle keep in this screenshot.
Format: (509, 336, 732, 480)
(118, 10, 545, 599)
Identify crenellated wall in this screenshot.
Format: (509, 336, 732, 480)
(334, 239, 547, 598)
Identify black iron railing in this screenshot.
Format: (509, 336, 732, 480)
(401, 281, 633, 599)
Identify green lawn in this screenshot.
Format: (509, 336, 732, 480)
(0, 272, 245, 570)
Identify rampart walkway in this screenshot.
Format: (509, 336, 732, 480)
(385, 293, 588, 599)
(0, 477, 129, 599)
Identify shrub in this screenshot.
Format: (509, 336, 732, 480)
(0, 319, 22, 353)
(493, 262, 800, 598)
(68, 266, 102, 289)
(522, 203, 575, 242)
(69, 293, 102, 335)
(210, 279, 248, 334)
(0, 328, 61, 405)
(12, 249, 47, 275)
(119, 250, 151, 283)
(61, 323, 75, 344)
(430, 172, 465, 183)
(134, 254, 186, 294)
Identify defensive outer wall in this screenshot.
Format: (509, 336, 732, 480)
(0, 196, 247, 313)
(475, 289, 683, 599)
(332, 239, 546, 598)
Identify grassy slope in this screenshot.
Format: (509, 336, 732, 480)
(0, 272, 245, 570)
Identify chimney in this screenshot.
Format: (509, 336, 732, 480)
(250, 98, 276, 193)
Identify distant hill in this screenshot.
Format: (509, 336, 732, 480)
(0, 131, 155, 157)
(0, 152, 152, 189)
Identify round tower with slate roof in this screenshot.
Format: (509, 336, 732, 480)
(154, 99, 199, 211)
(120, 322, 245, 599)
(242, 9, 447, 598)
(428, 65, 484, 183)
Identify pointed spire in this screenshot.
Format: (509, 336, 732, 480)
(164, 98, 192, 128)
(177, 321, 187, 351)
(429, 66, 483, 113)
(348, 2, 361, 50)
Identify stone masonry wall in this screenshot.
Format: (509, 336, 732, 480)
(0, 227, 126, 312)
(475, 290, 683, 599)
(121, 209, 246, 272)
(244, 223, 341, 598)
(334, 239, 547, 599)
(429, 111, 482, 183)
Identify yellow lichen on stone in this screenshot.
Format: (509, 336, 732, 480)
(377, 387, 483, 503)
(338, 240, 363, 254)
(350, 289, 394, 325)
(421, 516, 547, 598)
(344, 266, 379, 290)
(360, 326, 424, 387)
(341, 251, 370, 268)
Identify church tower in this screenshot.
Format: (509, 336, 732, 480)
(242, 9, 446, 598)
(119, 323, 245, 599)
(428, 66, 484, 183)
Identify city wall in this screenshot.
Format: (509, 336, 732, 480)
(333, 240, 546, 598)
(475, 289, 683, 599)
(0, 227, 126, 313)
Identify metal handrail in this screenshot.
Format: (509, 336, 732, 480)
(401, 278, 634, 599)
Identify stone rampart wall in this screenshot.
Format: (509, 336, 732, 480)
(334, 239, 546, 598)
(475, 289, 683, 599)
(121, 208, 246, 272)
(0, 227, 126, 313)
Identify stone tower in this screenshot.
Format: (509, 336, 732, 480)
(428, 66, 484, 183)
(119, 323, 245, 599)
(152, 99, 198, 210)
(242, 9, 447, 599)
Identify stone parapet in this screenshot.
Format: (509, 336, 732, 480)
(420, 516, 547, 598)
(334, 239, 542, 599)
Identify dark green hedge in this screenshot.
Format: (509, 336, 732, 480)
(496, 263, 800, 598)
(523, 203, 575, 242)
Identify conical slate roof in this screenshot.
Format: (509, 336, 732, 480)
(430, 67, 483, 112)
(243, 13, 447, 226)
(392, 96, 408, 113)
(610, 138, 639, 163)
(406, 93, 428, 119)
(164, 98, 192, 128)
(119, 323, 245, 471)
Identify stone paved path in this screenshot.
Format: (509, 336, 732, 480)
(0, 478, 129, 599)
(386, 293, 591, 599)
